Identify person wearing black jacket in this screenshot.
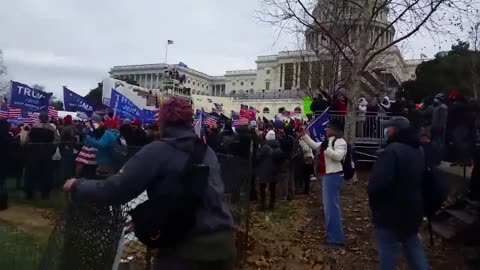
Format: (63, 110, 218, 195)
(368, 117, 429, 270)
(25, 114, 56, 199)
(279, 126, 296, 200)
(310, 91, 331, 114)
(0, 119, 14, 210)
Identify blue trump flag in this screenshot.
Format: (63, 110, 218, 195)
(63, 87, 94, 116)
(9, 81, 52, 112)
(110, 89, 142, 120)
(142, 109, 157, 124)
(307, 108, 330, 142)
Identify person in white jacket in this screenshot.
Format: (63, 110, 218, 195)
(302, 120, 347, 246)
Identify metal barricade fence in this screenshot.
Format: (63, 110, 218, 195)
(313, 111, 391, 162)
(2, 140, 253, 270)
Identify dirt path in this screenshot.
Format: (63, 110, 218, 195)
(0, 206, 55, 241)
(240, 173, 470, 270)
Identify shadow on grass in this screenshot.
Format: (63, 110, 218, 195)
(7, 178, 67, 211)
(0, 222, 45, 270)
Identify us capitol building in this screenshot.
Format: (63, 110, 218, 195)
(108, 1, 424, 116)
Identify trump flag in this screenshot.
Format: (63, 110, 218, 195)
(9, 81, 52, 112)
(307, 108, 330, 142)
(110, 89, 142, 120)
(63, 87, 94, 116)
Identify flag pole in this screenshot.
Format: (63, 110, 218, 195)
(165, 41, 168, 64)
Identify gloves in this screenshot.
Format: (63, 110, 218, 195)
(320, 139, 329, 150)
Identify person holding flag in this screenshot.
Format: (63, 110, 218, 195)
(301, 120, 348, 246)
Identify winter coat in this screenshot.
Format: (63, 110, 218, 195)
(85, 129, 120, 167)
(256, 140, 283, 184)
(72, 126, 235, 261)
(432, 103, 448, 129)
(0, 120, 14, 179)
(302, 135, 347, 174)
(299, 140, 313, 159)
(218, 130, 236, 154)
(368, 127, 425, 239)
(26, 123, 56, 164)
(357, 99, 368, 122)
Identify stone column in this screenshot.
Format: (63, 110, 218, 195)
(292, 63, 297, 89)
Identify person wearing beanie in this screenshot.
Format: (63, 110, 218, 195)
(84, 116, 122, 175)
(369, 116, 433, 269)
(64, 96, 235, 269)
(256, 129, 284, 210)
(301, 119, 347, 246)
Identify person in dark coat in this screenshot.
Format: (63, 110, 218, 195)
(59, 115, 76, 184)
(310, 91, 331, 113)
(368, 117, 429, 270)
(25, 114, 56, 199)
(0, 119, 14, 210)
(256, 130, 283, 210)
(64, 97, 235, 270)
(218, 122, 236, 154)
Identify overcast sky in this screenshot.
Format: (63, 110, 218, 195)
(0, 0, 461, 97)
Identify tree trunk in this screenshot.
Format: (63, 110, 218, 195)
(344, 31, 369, 143)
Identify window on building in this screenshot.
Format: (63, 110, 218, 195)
(202, 84, 204, 87)
(251, 82, 254, 86)
(232, 82, 236, 86)
(192, 90, 196, 94)
(294, 107, 302, 114)
(411, 74, 416, 79)
(265, 81, 270, 91)
(240, 82, 244, 86)
(188, 79, 190, 84)
(266, 69, 271, 75)
(278, 107, 285, 114)
(263, 107, 270, 114)
(206, 86, 209, 89)
(250, 89, 254, 94)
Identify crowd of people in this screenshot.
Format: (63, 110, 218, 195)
(0, 89, 478, 269)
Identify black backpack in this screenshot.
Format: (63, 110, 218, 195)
(332, 138, 356, 181)
(129, 139, 209, 249)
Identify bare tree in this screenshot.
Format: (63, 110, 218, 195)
(469, 19, 480, 99)
(0, 50, 8, 97)
(258, 0, 477, 141)
(31, 84, 45, 91)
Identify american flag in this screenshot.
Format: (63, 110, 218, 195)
(203, 114, 219, 128)
(48, 106, 58, 119)
(233, 117, 249, 127)
(8, 107, 22, 119)
(24, 112, 40, 125)
(0, 106, 7, 119)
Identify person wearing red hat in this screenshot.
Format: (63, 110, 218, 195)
(59, 114, 77, 183)
(84, 117, 121, 176)
(64, 96, 235, 269)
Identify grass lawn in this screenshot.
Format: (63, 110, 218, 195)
(6, 177, 68, 211)
(0, 222, 45, 270)
(0, 178, 62, 269)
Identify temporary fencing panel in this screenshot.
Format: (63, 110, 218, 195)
(3, 139, 254, 270)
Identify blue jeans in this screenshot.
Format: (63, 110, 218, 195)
(322, 173, 345, 244)
(374, 228, 429, 270)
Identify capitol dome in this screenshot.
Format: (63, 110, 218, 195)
(306, 0, 395, 51)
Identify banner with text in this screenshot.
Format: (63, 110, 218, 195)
(142, 109, 157, 124)
(307, 108, 329, 142)
(110, 89, 142, 120)
(63, 87, 94, 116)
(9, 81, 52, 112)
